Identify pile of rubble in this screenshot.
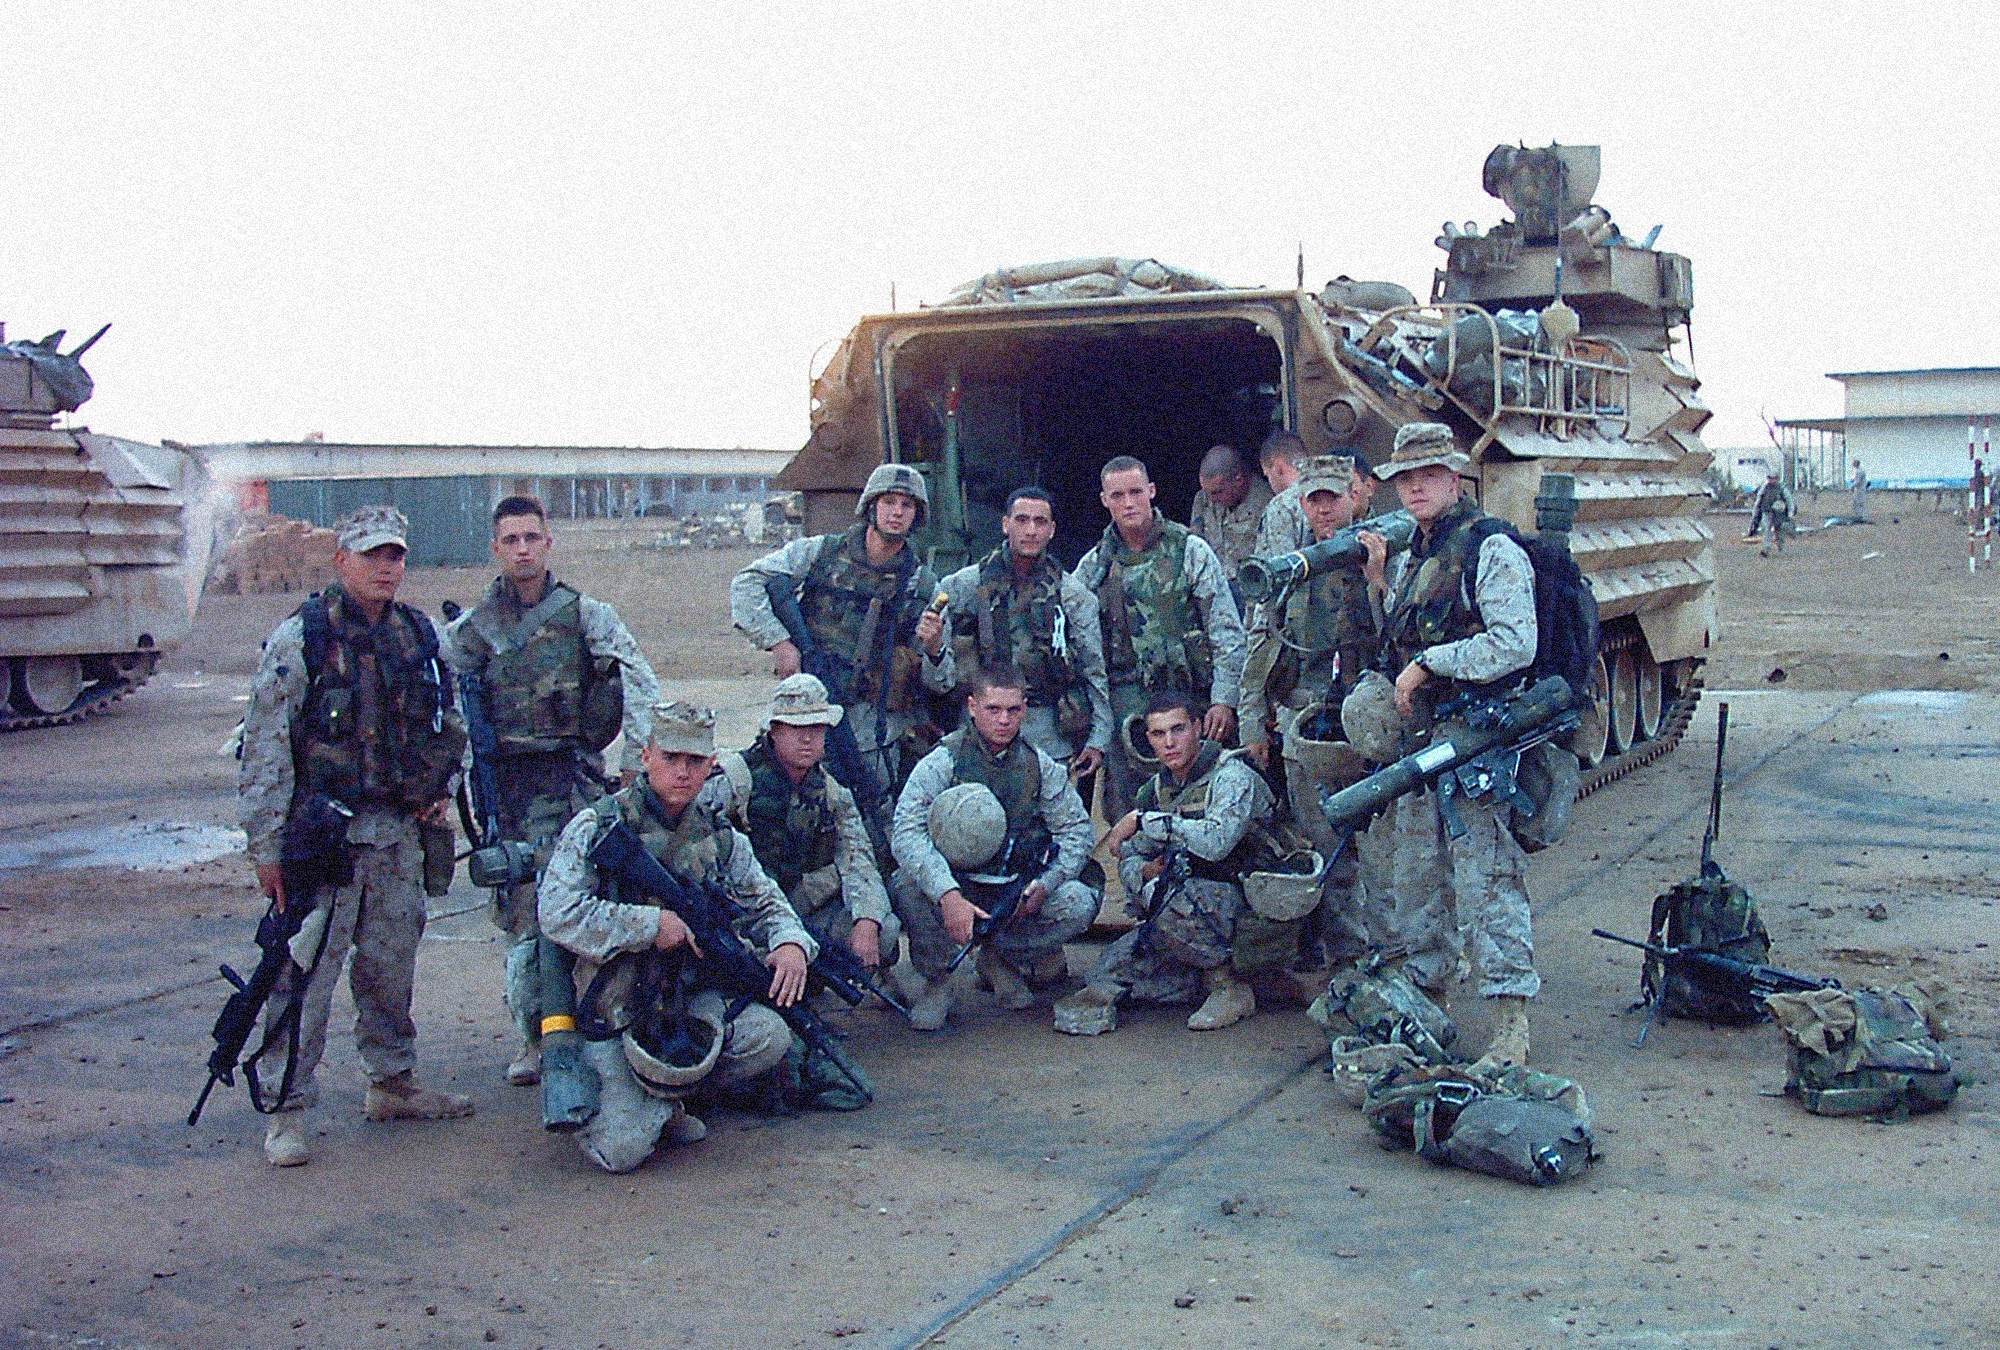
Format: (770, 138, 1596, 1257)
(648, 498, 801, 552)
(206, 512, 338, 594)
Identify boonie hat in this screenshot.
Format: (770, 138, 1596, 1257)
(764, 673, 844, 729)
(334, 505, 409, 554)
(1297, 454, 1357, 498)
(649, 701, 717, 755)
(1375, 422, 1471, 480)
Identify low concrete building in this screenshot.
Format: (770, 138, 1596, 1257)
(1780, 368, 2000, 492)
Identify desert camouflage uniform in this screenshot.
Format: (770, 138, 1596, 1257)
(939, 545, 1112, 763)
(1072, 513, 1246, 818)
(1090, 745, 1276, 1003)
(1377, 501, 1541, 999)
(441, 574, 662, 1048)
(890, 729, 1098, 982)
(709, 739, 900, 960)
(238, 590, 464, 1109)
(538, 782, 815, 1173)
(730, 530, 956, 787)
(1255, 483, 1312, 560)
(1189, 476, 1275, 582)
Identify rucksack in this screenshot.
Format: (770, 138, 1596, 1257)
(1362, 1062, 1597, 1186)
(1468, 518, 1602, 706)
(1309, 953, 1459, 1066)
(1766, 986, 1962, 1120)
(1645, 866, 1773, 1023)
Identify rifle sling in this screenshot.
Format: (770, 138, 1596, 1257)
(240, 898, 338, 1115)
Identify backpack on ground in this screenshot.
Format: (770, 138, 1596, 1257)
(1309, 953, 1459, 1067)
(1362, 1061, 1596, 1187)
(1645, 868, 1773, 1022)
(1766, 984, 1962, 1120)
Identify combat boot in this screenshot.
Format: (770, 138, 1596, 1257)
(505, 1041, 542, 1087)
(906, 975, 954, 1032)
(663, 1101, 708, 1147)
(1052, 983, 1120, 1036)
(1471, 994, 1531, 1075)
(364, 1073, 475, 1122)
(263, 1110, 311, 1167)
(977, 947, 1037, 1011)
(1187, 966, 1256, 1031)
(1028, 948, 1071, 989)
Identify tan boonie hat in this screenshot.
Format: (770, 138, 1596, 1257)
(1375, 422, 1471, 480)
(1297, 454, 1357, 498)
(649, 701, 717, 755)
(764, 673, 844, 729)
(333, 505, 409, 553)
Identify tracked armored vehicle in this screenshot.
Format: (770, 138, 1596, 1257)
(0, 325, 213, 728)
(779, 145, 1714, 791)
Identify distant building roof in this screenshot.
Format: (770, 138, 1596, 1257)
(189, 441, 792, 482)
(1773, 417, 1846, 432)
(1827, 366, 2000, 381)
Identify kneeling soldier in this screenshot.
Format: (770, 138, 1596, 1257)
(890, 667, 1100, 1030)
(1058, 690, 1302, 1034)
(538, 702, 815, 1174)
(713, 674, 900, 978)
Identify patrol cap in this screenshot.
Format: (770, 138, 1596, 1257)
(648, 700, 717, 755)
(1375, 422, 1471, 480)
(333, 505, 409, 554)
(857, 462, 930, 529)
(764, 673, 844, 729)
(1297, 454, 1357, 498)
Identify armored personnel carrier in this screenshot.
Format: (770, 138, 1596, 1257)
(779, 145, 1714, 791)
(0, 324, 213, 728)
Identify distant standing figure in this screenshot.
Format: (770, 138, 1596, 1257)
(1850, 458, 1869, 523)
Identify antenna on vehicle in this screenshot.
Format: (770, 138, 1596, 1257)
(889, 282, 897, 312)
(1296, 243, 1305, 290)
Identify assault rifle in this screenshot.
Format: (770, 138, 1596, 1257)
(1591, 930, 1838, 1003)
(801, 916, 911, 1016)
(439, 599, 535, 890)
(1128, 847, 1196, 955)
(588, 819, 874, 1104)
(763, 578, 896, 859)
(1237, 510, 1418, 607)
(941, 836, 1059, 975)
(188, 793, 351, 1126)
(1318, 676, 1581, 839)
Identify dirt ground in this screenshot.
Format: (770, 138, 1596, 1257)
(3, 508, 1998, 1350)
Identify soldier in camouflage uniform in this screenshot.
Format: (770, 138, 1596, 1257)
(711, 674, 898, 979)
(1073, 456, 1246, 820)
(238, 506, 472, 1168)
(730, 463, 954, 799)
(938, 486, 1110, 776)
(538, 702, 815, 1174)
(1357, 423, 1541, 1073)
(1254, 429, 1313, 560)
(1240, 454, 1380, 968)
(889, 668, 1100, 1030)
(441, 494, 662, 1088)
(1055, 691, 1283, 1034)
(1188, 444, 1274, 590)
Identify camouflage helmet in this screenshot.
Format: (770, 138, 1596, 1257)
(857, 462, 930, 530)
(927, 782, 1006, 870)
(623, 1000, 725, 1098)
(1341, 669, 1404, 763)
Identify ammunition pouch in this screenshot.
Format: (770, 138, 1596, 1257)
(419, 817, 457, 897)
(469, 840, 539, 890)
(278, 793, 355, 900)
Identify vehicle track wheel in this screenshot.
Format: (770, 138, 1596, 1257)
(1635, 653, 1664, 741)
(1570, 652, 1611, 767)
(13, 656, 84, 716)
(1608, 649, 1639, 754)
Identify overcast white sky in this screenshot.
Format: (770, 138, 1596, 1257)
(8, 3, 1996, 453)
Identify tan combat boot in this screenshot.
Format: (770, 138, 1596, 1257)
(364, 1073, 476, 1122)
(906, 975, 955, 1032)
(1052, 983, 1120, 1036)
(1187, 966, 1257, 1031)
(263, 1110, 311, 1167)
(662, 1101, 708, 1147)
(1472, 994, 1531, 1075)
(977, 947, 1037, 1011)
(505, 1041, 542, 1087)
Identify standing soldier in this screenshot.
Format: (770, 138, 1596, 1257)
(238, 506, 471, 1167)
(442, 494, 662, 1089)
(1356, 422, 1541, 1073)
(1254, 429, 1313, 559)
(1073, 456, 1246, 819)
(712, 674, 899, 977)
(1849, 457, 1869, 523)
(1055, 691, 1299, 1035)
(890, 668, 1100, 1030)
(538, 702, 814, 1174)
(1188, 444, 1274, 593)
(729, 463, 954, 810)
(938, 486, 1110, 777)
(1239, 454, 1379, 967)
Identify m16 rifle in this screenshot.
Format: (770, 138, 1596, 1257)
(800, 916, 912, 1016)
(942, 836, 1058, 975)
(1318, 676, 1581, 839)
(1237, 510, 1419, 607)
(588, 819, 875, 1105)
(1590, 930, 1837, 1002)
(439, 599, 535, 890)
(187, 792, 351, 1126)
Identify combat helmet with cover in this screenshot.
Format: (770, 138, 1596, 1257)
(927, 782, 1007, 871)
(856, 462, 930, 530)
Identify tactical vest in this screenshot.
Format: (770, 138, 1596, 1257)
(296, 585, 465, 812)
(1381, 498, 1490, 674)
(732, 738, 838, 897)
(943, 727, 1052, 867)
(1269, 556, 1376, 708)
(1096, 514, 1214, 697)
(592, 780, 736, 900)
(963, 547, 1075, 706)
(459, 575, 621, 755)
(797, 526, 929, 710)
(1134, 741, 1281, 884)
